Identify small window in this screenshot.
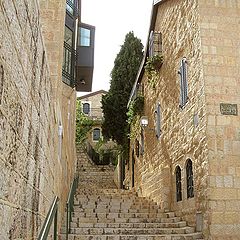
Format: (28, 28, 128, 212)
(93, 128, 100, 141)
(175, 166, 182, 202)
(186, 159, 194, 198)
(149, 31, 162, 57)
(155, 103, 161, 139)
(82, 103, 90, 114)
(178, 58, 188, 108)
(79, 27, 91, 46)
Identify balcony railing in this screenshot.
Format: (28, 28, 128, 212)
(62, 41, 76, 88)
(82, 108, 104, 120)
(66, 0, 79, 17)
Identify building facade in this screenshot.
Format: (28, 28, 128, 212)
(0, 0, 94, 239)
(79, 90, 107, 146)
(127, 0, 240, 239)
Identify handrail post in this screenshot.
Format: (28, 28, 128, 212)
(66, 203, 69, 240)
(37, 196, 59, 240)
(53, 208, 58, 240)
(65, 174, 79, 240)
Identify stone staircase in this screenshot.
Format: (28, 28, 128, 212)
(64, 147, 203, 240)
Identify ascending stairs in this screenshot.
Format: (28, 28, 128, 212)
(65, 147, 203, 240)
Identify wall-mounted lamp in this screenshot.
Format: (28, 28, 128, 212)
(80, 78, 86, 84)
(140, 116, 156, 134)
(140, 116, 149, 128)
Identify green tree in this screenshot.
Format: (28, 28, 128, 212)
(75, 99, 93, 144)
(101, 31, 143, 149)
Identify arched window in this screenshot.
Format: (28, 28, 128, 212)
(93, 128, 100, 141)
(175, 166, 182, 202)
(82, 103, 90, 114)
(186, 159, 194, 198)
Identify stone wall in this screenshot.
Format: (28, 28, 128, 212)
(199, 0, 240, 238)
(40, 0, 77, 223)
(127, 0, 208, 231)
(0, 0, 76, 239)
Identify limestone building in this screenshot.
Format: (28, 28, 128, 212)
(78, 90, 117, 165)
(0, 0, 94, 239)
(127, 0, 240, 239)
(79, 90, 107, 146)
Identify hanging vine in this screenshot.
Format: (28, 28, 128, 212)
(144, 55, 163, 89)
(127, 95, 144, 140)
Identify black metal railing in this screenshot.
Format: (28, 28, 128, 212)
(66, 0, 79, 17)
(62, 41, 76, 88)
(81, 107, 104, 120)
(37, 196, 59, 240)
(85, 142, 115, 165)
(66, 175, 79, 240)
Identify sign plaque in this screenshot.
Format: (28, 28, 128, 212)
(220, 103, 238, 116)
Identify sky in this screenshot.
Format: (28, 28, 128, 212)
(79, 0, 153, 94)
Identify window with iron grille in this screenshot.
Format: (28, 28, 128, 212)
(66, 0, 76, 15)
(62, 26, 76, 87)
(149, 31, 162, 57)
(186, 159, 194, 198)
(155, 102, 161, 139)
(178, 58, 188, 108)
(175, 166, 182, 202)
(82, 103, 90, 114)
(93, 128, 100, 141)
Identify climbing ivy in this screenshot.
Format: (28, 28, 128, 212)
(145, 55, 163, 89)
(75, 99, 94, 144)
(127, 95, 144, 124)
(126, 95, 144, 140)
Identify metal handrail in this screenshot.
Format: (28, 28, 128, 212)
(38, 196, 59, 240)
(66, 175, 79, 240)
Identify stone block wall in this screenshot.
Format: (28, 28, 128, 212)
(79, 91, 106, 119)
(199, 0, 240, 238)
(127, 0, 208, 231)
(0, 0, 77, 239)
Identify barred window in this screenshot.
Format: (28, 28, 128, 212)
(178, 58, 188, 108)
(175, 166, 182, 202)
(93, 128, 100, 141)
(82, 103, 90, 114)
(186, 159, 194, 198)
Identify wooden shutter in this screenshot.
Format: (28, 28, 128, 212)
(155, 103, 161, 138)
(179, 58, 188, 108)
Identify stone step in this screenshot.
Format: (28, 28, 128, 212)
(72, 212, 176, 219)
(70, 222, 187, 229)
(61, 150, 203, 240)
(63, 232, 203, 240)
(72, 216, 182, 224)
(72, 208, 164, 214)
(77, 189, 136, 196)
(74, 201, 162, 212)
(70, 227, 195, 235)
(74, 196, 157, 203)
